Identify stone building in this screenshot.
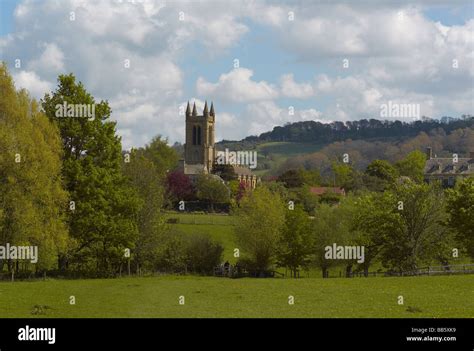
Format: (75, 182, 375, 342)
(183, 101, 216, 175)
(423, 147, 474, 187)
(180, 101, 259, 189)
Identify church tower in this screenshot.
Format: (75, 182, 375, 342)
(184, 101, 215, 174)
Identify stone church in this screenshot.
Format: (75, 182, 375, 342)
(182, 100, 216, 175)
(179, 101, 258, 189)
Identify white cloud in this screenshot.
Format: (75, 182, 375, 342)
(280, 74, 314, 98)
(245, 101, 324, 136)
(29, 42, 65, 74)
(2, 0, 252, 147)
(12, 70, 53, 99)
(197, 68, 278, 103)
(2, 0, 473, 146)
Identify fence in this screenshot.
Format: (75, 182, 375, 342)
(214, 264, 285, 278)
(343, 263, 474, 278)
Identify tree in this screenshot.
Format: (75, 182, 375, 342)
(446, 177, 474, 259)
(123, 151, 168, 274)
(277, 206, 313, 277)
(332, 162, 352, 188)
(166, 170, 194, 204)
(0, 63, 68, 272)
(377, 182, 452, 272)
(363, 160, 399, 192)
(312, 204, 351, 277)
(42, 74, 140, 274)
(298, 169, 322, 186)
(366, 159, 398, 180)
(295, 185, 320, 214)
(352, 192, 392, 275)
(195, 174, 230, 211)
(277, 169, 304, 188)
(139, 135, 179, 176)
(312, 197, 361, 278)
(233, 186, 285, 273)
(395, 150, 426, 183)
(212, 163, 237, 181)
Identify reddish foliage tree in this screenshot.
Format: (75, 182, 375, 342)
(166, 171, 194, 201)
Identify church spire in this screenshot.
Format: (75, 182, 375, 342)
(203, 100, 209, 117)
(192, 102, 197, 117)
(185, 101, 191, 117)
(210, 102, 215, 116)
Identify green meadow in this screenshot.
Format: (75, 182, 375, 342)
(1, 213, 472, 318)
(0, 275, 472, 318)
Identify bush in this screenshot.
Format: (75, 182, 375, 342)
(185, 234, 224, 275)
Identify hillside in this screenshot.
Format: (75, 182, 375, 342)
(215, 117, 474, 176)
(225, 116, 474, 145)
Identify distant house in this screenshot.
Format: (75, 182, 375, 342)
(309, 187, 346, 196)
(424, 147, 474, 187)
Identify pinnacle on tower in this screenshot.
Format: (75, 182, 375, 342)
(185, 101, 191, 116)
(192, 102, 197, 117)
(203, 101, 209, 117)
(210, 102, 215, 116)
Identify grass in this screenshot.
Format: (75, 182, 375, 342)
(0, 275, 472, 318)
(165, 212, 237, 262)
(3, 213, 467, 318)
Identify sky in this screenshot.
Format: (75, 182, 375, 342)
(0, 0, 473, 149)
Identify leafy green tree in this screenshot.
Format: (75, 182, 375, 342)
(42, 74, 140, 273)
(298, 169, 322, 186)
(312, 203, 354, 277)
(233, 186, 285, 272)
(365, 160, 398, 181)
(364, 159, 398, 191)
(446, 177, 474, 259)
(395, 150, 426, 183)
(277, 169, 304, 188)
(123, 151, 168, 274)
(277, 206, 313, 277)
(212, 163, 237, 181)
(196, 174, 230, 211)
(295, 185, 320, 214)
(352, 192, 392, 275)
(138, 135, 179, 176)
(0, 63, 68, 272)
(331, 162, 365, 191)
(378, 182, 452, 272)
(310, 194, 366, 278)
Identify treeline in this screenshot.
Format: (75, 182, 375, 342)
(233, 173, 474, 277)
(229, 116, 474, 145)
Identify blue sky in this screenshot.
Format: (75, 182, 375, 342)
(0, 0, 473, 148)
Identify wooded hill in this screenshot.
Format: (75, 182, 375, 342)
(215, 116, 474, 176)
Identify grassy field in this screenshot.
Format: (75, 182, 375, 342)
(9, 212, 465, 319)
(0, 275, 472, 318)
(165, 212, 238, 262)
